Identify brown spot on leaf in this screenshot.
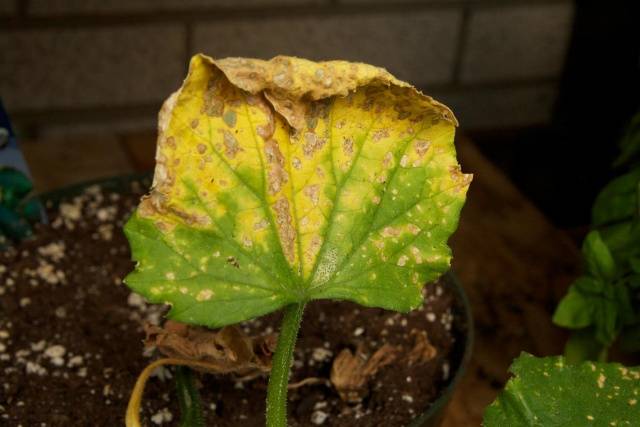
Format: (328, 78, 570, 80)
(448, 165, 473, 192)
(273, 198, 296, 263)
(383, 151, 394, 168)
(222, 130, 243, 159)
(165, 136, 176, 149)
(407, 223, 421, 235)
(342, 137, 354, 156)
(265, 139, 288, 195)
(372, 129, 389, 142)
(202, 79, 225, 117)
(415, 140, 431, 157)
(303, 184, 320, 206)
(381, 226, 400, 238)
(303, 132, 326, 158)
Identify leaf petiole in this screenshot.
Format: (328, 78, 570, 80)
(266, 302, 306, 427)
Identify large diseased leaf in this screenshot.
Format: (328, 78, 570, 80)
(124, 54, 471, 327)
(483, 353, 640, 426)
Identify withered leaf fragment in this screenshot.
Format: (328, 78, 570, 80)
(406, 329, 437, 366)
(145, 320, 277, 376)
(330, 343, 399, 403)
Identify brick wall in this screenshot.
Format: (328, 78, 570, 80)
(0, 0, 574, 135)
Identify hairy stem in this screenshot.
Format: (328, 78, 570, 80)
(266, 302, 306, 427)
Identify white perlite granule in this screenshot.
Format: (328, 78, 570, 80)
(151, 408, 173, 425)
(311, 410, 329, 425)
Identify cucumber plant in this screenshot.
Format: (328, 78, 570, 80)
(124, 54, 471, 426)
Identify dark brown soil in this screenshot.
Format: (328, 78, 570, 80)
(0, 180, 467, 427)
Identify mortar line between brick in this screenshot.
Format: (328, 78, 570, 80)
(0, 3, 461, 30)
(10, 104, 161, 127)
(451, 4, 470, 84)
(9, 78, 560, 124)
(2, 0, 573, 30)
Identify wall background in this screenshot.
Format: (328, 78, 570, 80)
(0, 0, 574, 136)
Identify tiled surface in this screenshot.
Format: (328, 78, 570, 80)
(0, 25, 186, 111)
(461, 3, 574, 83)
(28, 0, 327, 14)
(193, 11, 462, 86)
(2, 0, 575, 131)
(434, 84, 558, 130)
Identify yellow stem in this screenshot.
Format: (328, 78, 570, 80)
(125, 358, 223, 427)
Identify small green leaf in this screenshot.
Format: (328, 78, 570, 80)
(573, 276, 605, 295)
(553, 285, 594, 329)
(0, 167, 33, 208)
(599, 220, 640, 268)
(583, 231, 616, 281)
(592, 169, 640, 227)
(124, 54, 471, 328)
(483, 353, 640, 427)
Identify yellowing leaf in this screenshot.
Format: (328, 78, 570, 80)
(124, 54, 471, 327)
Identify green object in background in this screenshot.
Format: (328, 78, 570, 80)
(0, 167, 38, 243)
(553, 112, 640, 362)
(0, 99, 43, 245)
(483, 353, 640, 427)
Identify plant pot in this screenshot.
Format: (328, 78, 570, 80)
(408, 271, 473, 427)
(2, 175, 473, 427)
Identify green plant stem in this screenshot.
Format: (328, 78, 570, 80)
(266, 302, 306, 427)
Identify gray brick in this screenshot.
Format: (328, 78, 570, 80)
(461, 3, 574, 83)
(433, 84, 557, 130)
(0, 25, 186, 111)
(29, 0, 326, 15)
(193, 11, 461, 86)
(0, 0, 15, 15)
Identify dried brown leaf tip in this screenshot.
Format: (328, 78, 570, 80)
(145, 320, 277, 377)
(329, 329, 438, 403)
(330, 343, 399, 403)
(406, 329, 437, 366)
